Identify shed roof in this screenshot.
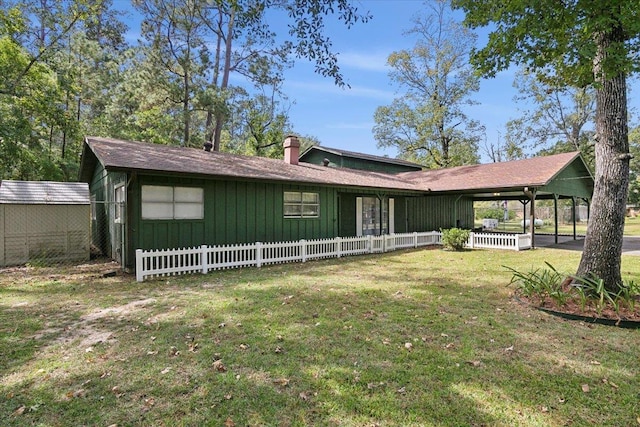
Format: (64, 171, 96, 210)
(79, 136, 592, 198)
(0, 180, 90, 205)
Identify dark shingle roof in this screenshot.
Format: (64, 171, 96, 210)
(81, 137, 587, 195)
(0, 180, 89, 204)
(82, 137, 425, 192)
(398, 152, 584, 192)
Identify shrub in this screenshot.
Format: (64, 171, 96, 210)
(475, 207, 516, 221)
(440, 228, 471, 251)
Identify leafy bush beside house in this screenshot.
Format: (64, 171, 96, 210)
(440, 228, 471, 251)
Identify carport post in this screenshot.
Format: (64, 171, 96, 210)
(524, 187, 536, 249)
(520, 200, 530, 234)
(554, 194, 559, 244)
(572, 197, 577, 240)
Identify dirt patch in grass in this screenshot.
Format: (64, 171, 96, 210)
(49, 298, 158, 348)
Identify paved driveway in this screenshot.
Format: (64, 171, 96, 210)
(535, 234, 640, 255)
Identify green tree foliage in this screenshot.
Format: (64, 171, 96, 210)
(373, 0, 482, 169)
(0, 0, 368, 179)
(453, 0, 640, 291)
(506, 69, 596, 168)
(0, 8, 74, 180)
(134, 0, 370, 151)
(1, 0, 125, 180)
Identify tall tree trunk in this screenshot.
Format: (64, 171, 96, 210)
(183, 73, 190, 147)
(212, 8, 234, 152)
(576, 28, 630, 292)
(204, 8, 223, 145)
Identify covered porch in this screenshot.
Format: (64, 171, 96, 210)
(401, 151, 595, 249)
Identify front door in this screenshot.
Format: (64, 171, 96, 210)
(356, 197, 394, 236)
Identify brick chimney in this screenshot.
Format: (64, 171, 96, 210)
(283, 135, 300, 165)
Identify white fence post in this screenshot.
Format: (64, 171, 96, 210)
(301, 239, 307, 262)
(468, 232, 475, 249)
(367, 235, 373, 253)
(413, 231, 418, 248)
(256, 242, 263, 268)
(136, 249, 144, 282)
(336, 237, 342, 258)
(201, 245, 208, 274)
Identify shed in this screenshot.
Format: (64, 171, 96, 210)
(0, 180, 91, 266)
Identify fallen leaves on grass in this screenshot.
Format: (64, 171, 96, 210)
(581, 384, 590, 393)
(142, 397, 155, 412)
(213, 359, 226, 372)
(111, 386, 124, 398)
(273, 378, 290, 387)
(12, 405, 26, 416)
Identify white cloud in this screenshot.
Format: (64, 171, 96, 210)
(338, 51, 391, 73)
(285, 79, 395, 101)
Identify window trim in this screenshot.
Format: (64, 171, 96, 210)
(141, 185, 204, 220)
(283, 191, 320, 218)
(114, 184, 126, 224)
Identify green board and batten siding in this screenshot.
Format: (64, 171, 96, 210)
(126, 174, 468, 267)
(130, 175, 340, 254)
(407, 195, 474, 231)
(539, 159, 593, 199)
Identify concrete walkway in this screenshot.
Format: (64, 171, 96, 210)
(534, 234, 640, 256)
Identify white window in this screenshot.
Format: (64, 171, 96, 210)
(284, 191, 319, 218)
(114, 185, 126, 223)
(142, 185, 204, 220)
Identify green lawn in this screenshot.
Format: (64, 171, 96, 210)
(1, 247, 639, 426)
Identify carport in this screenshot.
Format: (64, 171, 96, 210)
(401, 151, 594, 248)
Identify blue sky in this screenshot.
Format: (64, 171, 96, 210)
(116, 0, 638, 162)
(274, 0, 521, 161)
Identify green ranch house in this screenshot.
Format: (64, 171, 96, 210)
(78, 136, 594, 270)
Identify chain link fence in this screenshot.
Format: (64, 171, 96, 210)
(0, 200, 124, 268)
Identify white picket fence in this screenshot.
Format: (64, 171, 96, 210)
(135, 231, 531, 282)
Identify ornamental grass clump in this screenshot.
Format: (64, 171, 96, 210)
(506, 262, 640, 320)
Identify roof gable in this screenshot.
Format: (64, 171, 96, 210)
(0, 180, 90, 204)
(399, 152, 584, 192)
